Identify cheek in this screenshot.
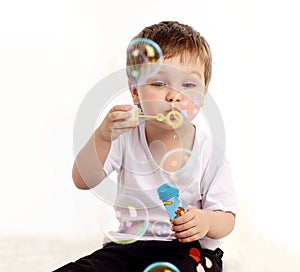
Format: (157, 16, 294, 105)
(139, 100, 166, 115)
(179, 97, 199, 121)
(139, 92, 164, 102)
(138, 89, 166, 112)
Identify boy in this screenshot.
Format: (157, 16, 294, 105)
(54, 21, 237, 272)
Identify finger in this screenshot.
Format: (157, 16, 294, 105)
(111, 120, 139, 129)
(111, 127, 139, 137)
(172, 210, 195, 225)
(175, 227, 206, 243)
(178, 233, 203, 243)
(172, 219, 196, 232)
(174, 225, 198, 240)
(109, 111, 132, 122)
(110, 104, 133, 112)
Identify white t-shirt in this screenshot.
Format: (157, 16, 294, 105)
(103, 120, 237, 250)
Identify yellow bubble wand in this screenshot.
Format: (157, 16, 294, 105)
(130, 105, 183, 127)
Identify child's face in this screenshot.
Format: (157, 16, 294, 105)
(131, 55, 206, 125)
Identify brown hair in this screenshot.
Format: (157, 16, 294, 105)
(126, 21, 212, 87)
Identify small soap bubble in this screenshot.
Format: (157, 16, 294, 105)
(159, 148, 198, 188)
(100, 195, 149, 244)
(143, 262, 180, 272)
(151, 220, 172, 239)
(127, 38, 163, 85)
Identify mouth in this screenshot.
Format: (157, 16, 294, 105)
(168, 113, 179, 120)
(165, 108, 182, 118)
(163, 109, 184, 127)
(165, 107, 181, 114)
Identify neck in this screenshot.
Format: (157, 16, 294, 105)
(145, 120, 195, 150)
(144, 120, 196, 171)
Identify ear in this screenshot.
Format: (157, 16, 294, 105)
(203, 85, 208, 97)
(129, 83, 140, 105)
(199, 86, 208, 107)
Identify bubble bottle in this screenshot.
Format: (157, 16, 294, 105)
(157, 182, 186, 220)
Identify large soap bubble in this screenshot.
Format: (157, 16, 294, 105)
(100, 194, 149, 244)
(127, 38, 163, 85)
(158, 147, 199, 189)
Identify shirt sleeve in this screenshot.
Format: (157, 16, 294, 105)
(103, 136, 124, 176)
(201, 159, 238, 215)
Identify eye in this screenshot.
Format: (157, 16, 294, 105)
(182, 82, 197, 88)
(150, 81, 167, 87)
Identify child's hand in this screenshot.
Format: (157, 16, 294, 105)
(97, 104, 139, 142)
(171, 208, 211, 243)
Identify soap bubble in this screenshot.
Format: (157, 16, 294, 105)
(127, 38, 163, 85)
(151, 220, 172, 239)
(159, 148, 198, 188)
(143, 262, 180, 272)
(100, 195, 149, 244)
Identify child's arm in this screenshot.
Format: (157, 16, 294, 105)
(72, 104, 139, 190)
(171, 208, 235, 243)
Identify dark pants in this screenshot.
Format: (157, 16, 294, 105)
(52, 239, 223, 272)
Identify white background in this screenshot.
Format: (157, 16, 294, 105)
(0, 0, 299, 253)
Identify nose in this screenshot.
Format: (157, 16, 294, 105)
(166, 89, 183, 103)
